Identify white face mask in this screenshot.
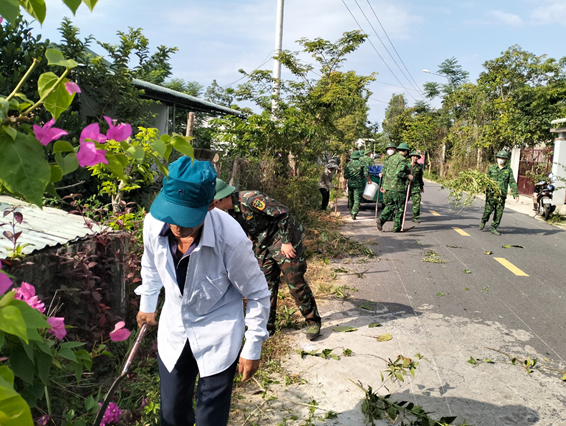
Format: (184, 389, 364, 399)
(387, 149, 395, 156)
(497, 158, 505, 165)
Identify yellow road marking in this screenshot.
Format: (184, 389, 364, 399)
(452, 227, 470, 236)
(429, 210, 441, 216)
(494, 258, 529, 277)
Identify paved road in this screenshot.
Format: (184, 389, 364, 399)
(266, 181, 566, 426)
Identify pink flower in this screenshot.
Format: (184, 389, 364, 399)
(140, 397, 150, 408)
(0, 17, 4, 25)
(104, 116, 132, 142)
(109, 321, 131, 342)
(47, 317, 66, 340)
(65, 82, 81, 96)
(34, 415, 50, 425)
(77, 142, 108, 167)
(80, 123, 107, 144)
(33, 118, 68, 146)
(0, 261, 12, 296)
(15, 282, 45, 314)
(98, 402, 122, 425)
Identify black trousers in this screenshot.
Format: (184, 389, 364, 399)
(158, 340, 238, 426)
(319, 188, 330, 210)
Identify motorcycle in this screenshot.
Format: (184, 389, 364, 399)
(533, 172, 556, 220)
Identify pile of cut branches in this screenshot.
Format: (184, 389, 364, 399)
(442, 169, 501, 210)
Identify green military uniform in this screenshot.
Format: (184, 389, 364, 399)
(409, 151, 424, 222)
(383, 142, 397, 165)
(359, 148, 375, 168)
(378, 143, 411, 232)
(344, 151, 368, 220)
(226, 190, 321, 332)
(480, 151, 518, 235)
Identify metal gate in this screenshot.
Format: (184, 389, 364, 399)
(517, 148, 553, 195)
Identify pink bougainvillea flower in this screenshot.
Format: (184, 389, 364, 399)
(98, 402, 122, 425)
(34, 415, 50, 426)
(64, 81, 81, 96)
(104, 116, 132, 142)
(15, 282, 45, 314)
(77, 142, 108, 167)
(109, 321, 131, 342)
(0, 17, 4, 25)
(0, 260, 12, 296)
(80, 123, 107, 144)
(33, 118, 68, 146)
(47, 317, 67, 340)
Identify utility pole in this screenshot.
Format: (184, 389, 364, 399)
(272, 0, 284, 114)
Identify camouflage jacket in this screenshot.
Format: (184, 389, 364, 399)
(382, 153, 410, 192)
(227, 191, 304, 251)
(344, 159, 367, 188)
(359, 155, 375, 168)
(487, 164, 518, 198)
(410, 164, 424, 194)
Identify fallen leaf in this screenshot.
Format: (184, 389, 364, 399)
(463, 269, 472, 274)
(437, 292, 445, 297)
(332, 326, 357, 332)
(360, 303, 375, 311)
(376, 333, 393, 342)
(502, 245, 525, 249)
(368, 322, 382, 328)
(484, 251, 493, 255)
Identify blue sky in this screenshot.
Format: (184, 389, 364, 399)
(32, 0, 566, 126)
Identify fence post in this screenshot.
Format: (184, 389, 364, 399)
(550, 119, 566, 206)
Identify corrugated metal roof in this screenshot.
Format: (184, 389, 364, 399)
(132, 79, 246, 118)
(0, 196, 106, 259)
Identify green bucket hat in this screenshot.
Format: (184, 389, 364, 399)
(214, 178, 236, 200)
(150, 157, 216, 228)
(410, 150, 421, 158)
(364, 148, 372, 155)
(397, 142, 410, 151)
(385, 142, 397, 150)
(495, 150, 509, 160)
(351, 151, 361, 159)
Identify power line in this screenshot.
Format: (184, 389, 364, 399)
(340, 0, 416, 101)
(365, 0, 423, 96)
(222, 50, 275, 88)
(353, 0, 423, 98)
(370, 97, 388, 104)
(375, 80, 420, 93)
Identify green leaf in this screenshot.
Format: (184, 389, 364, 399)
(60, 342, 86, 349)
(19, 339, 35, 364)
(359, 303, 375, 311)
(439, 416, 458, 424)
(0, 131, 51, 207)
(54, 152, 79, 175)
(62, 0, 82, 14)
(19, 0, 47, 24)
(39, 74, 74, 119)
(0, 331, 4, 350)
(151, 139, 168, 158)
(126, 145, 145, 162)
(467, 357, 478, 365)
(45, 49, 78, 69)
(562, 373, 566, 381)
(2, 125, 17, 141)
(368, 322, 381, 328)
(74, 349, 92, 370)
(57, 346, 77, 363)
(82, 0, 99, 11)
(160, 134, 171, 143)
(85, 395, 95, 411)
(331, 326, 357, 332)
(170, 135, 194, 158)
(0, 366, 15, 386)
(105, 154, 128, 179)
(53, 140, 75, 153)
(9, 345, 34, 383)
(0, 291, 16, 308)
(0, 369, 34, 426)
(0, 306, 27, 342)
(50, 165, 63, 184)
(436, 292, 445, 297)
(463, 269, 472, 274)
(34, 339, 53, 356)
(35, 349, 52, 385)
(0, 0, 20, 23)
(376, 333, 393, 342)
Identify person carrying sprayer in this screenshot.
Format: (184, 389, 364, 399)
(409, 151, 424, 223)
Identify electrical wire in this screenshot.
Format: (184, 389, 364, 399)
(353, 0, 423, 98)
(365, 0, 423, 96)
(222, 50, 275, 88)
(376, 80, 420, 93)
(341, 0, 417, 101)
(370, 97, 389, 104)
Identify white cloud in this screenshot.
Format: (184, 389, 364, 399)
(487, 10, 523, 26)
(530, 0, 566, 25)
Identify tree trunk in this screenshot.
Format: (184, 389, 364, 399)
(229, 158, 239, 187)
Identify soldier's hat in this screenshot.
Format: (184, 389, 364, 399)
(495, 150, 509, 160)
(364, 148, 372, 155)
(350, 151, 362, 159)
(385, 142, 397, 150)
(409, 150, 421, 158)
(397, 142, 410, 151)
(214, 178, 236, 200)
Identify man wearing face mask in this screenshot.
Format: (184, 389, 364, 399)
(377, 142, 413, 232)
(479, 150, 519, 235)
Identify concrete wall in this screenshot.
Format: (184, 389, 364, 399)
(552, 137, 566, 205)
(510, 147, 521, 183)
(145, 103, 169, 134)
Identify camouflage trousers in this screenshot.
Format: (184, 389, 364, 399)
(256, 247, 321, 332)
(379, 190, 406, 232)
(481, 196, 505, 229)
(348, 186, 363, 216)
(411, 191, 421, 219)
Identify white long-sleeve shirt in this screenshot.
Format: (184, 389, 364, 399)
(135, 209, 270, 375)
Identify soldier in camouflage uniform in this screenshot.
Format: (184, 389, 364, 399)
(344, 151, 371, 220)
(359, 148, 375, 168)
(480, 150, 519, 236)
(213, 179, 322, 340)
(377, 142, 413, 232)
(409, 151, 424, 223)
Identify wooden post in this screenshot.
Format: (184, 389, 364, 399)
(186, 112, 195, 138)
